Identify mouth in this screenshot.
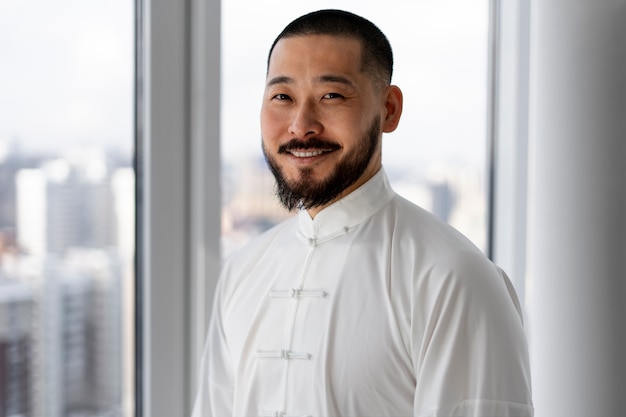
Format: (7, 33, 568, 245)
(288, 149, 334, 158)
(276, 138, 341, 164)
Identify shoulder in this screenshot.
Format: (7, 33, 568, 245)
(383, 193, 486, 261)
(218, 215, 298, 290)
(227, 215, 297, 256)
(381, 194, 515, 308)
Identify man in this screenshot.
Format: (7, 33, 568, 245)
(193, 9, 533, 417)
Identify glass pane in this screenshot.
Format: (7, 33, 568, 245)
(0, 1, 135, 417)
(222, 1, 489, 257)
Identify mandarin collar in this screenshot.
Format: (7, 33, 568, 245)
(297, 168, 395, 243)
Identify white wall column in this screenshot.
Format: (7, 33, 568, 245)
(526, 1, 626, 416)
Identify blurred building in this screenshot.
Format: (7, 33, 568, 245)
(0, 277, 34, 417)
(55, 250, 123, 417)
(0, 149, 134, 417)
(15, 152, 118, 257)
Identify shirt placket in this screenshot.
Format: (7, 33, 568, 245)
(256, 236, 321, 417)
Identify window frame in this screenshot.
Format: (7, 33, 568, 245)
(488, 0, 531, 305)
(137, 0, 221, 416)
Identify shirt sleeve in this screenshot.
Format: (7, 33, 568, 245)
(191, 277, 234, 417)
(412, 251, 534, 417)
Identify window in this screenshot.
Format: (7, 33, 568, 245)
(0, 1, 135, 416)
(221, 0, 489, 256)
(141, 2, 494, 415)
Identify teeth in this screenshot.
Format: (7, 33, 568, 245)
(291, 150, 325, 158)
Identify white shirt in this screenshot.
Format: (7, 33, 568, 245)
(192, 168, 533, 417)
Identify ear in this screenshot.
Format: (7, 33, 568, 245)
(382, 85, 403, 133)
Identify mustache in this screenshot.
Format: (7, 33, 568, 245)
(278, 137, 341, 154)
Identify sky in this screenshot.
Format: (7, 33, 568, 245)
(0, 0, 134, 157)
(0, 0, 488, 169)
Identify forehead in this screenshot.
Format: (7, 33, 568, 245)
(267, 35, 364, 79)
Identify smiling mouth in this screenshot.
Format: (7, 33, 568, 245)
(288, 149, 333, 158)
(278, 138, 341, 158)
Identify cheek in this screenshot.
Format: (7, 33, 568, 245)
(260, 108, 285, 141)
(333, 114, 372, 143)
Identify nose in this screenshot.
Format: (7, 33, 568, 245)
(289, 100, 323, 138)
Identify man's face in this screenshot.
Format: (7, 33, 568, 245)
(261, 35, 387, 215)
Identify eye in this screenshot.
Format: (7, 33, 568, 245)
(323, 92, 344, 100)
(272, 93, 292, 101)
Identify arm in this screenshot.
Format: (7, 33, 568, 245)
(412, 252, 533, 417)
(191, 278, 234, 417)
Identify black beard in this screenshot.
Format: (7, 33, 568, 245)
(263, 117, 381, 212)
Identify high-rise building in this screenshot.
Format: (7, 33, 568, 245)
(54, 250, 123, 416)
(0, 277, 35, 417)
(8, 150, 133, 417)
(16, 153, 118, 257)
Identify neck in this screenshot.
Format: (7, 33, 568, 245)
(305, 164, 382, 219)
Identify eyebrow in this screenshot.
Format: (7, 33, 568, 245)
(317, 75, 357, 89)
(266, 74, 357, 89)
(266, 76, 293, 87)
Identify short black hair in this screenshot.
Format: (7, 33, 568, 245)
(267, 9, 394, 87)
